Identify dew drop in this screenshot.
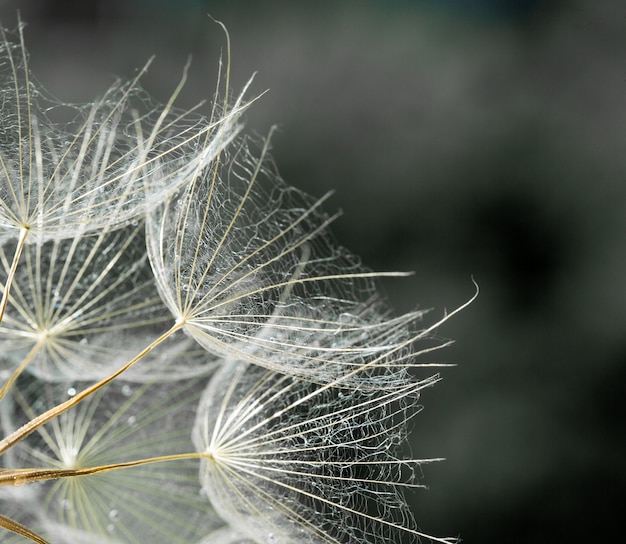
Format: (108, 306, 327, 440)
(109, 509, 120, 521)
(121, 385, 132, 397)
(107, 524, 115, 533)
(67, 387, 76, 397)
(52, 290, 62, 309)
(127, 416, 137, 427)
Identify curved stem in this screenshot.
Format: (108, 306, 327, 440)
(0, 451, 206, 487)
(0, 341, 42, 401)
(0, 449, 207, 544)
(0, 514, 50, 544)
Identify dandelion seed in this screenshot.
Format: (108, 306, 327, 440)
(3, 375, 222, 543)
(146, 132, 441, 388)
(0, 21, 252, 324)
(192, 359, 456, 544)
(0, 223, 160, 387)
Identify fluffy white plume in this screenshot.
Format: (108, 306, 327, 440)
(147, 133, 446, 388)
(192, 360, 455, 544)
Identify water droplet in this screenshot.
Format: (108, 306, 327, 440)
(52, 290, 62, 309)
(109, 509, 120, 521)
(127, 416, 137, 427)
(121, 385, 132, 397)
(107, 524, 115, 533)
(67, 387, 76, 397)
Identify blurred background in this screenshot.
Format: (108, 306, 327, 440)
(0, 0, 623, 542)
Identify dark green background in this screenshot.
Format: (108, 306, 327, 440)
(1, 0, 623, 541)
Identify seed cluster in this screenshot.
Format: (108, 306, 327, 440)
(0, 20, 466, 544)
